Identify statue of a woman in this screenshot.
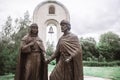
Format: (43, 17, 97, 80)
(15, 23, 48, 80)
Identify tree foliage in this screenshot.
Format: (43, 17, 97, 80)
(80, 37, 98, 61)
(80, 32, 120, 61)
(97, 31, 120, 61)
(0, 11, 31, 75)
(46, 41, 54, 57)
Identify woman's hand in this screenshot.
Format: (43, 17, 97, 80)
(28, 41, 35, 46)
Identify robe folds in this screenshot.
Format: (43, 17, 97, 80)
(49, 32, 83, 80)
(15, 34, 48, 80)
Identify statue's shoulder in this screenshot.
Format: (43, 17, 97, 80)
(21, 34, 28, 41)
(70, 32, 78, 38)
(36, 37, 42, 42)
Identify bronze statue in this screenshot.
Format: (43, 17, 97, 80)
(46, 20, 84, 80)
(15, 23, 48, 80)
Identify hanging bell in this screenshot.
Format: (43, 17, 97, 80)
(48, 26, 54, 33)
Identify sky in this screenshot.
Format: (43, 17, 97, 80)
(0, 0, 120, 42)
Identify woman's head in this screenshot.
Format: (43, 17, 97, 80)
(60, 20, 71, 32)
(29, 23, 38, 36)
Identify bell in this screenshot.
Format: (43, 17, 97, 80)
(48, 26, 54, 33)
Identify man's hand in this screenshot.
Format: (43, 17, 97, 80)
(45, 59, 50, 64)
(65, 56, 72, 63)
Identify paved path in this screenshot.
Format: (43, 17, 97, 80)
(48, 72, 111, 80)
(84, 76, 111, 80)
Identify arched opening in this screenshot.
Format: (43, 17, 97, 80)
(46, 24, 57, 48)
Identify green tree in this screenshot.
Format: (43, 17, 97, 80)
(12, 11, 31, 44)
(0, 11, 31, 75)
(80, 37, 98, 61)
(46, 41, 54, 57)
(2, 16, 13, 38)
(97, 31, 120, 61)
(0, 16, 14, 74)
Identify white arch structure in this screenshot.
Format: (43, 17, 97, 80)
(33, 0, 70, 48)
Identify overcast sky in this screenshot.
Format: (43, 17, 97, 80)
(0, 0, 120, 41)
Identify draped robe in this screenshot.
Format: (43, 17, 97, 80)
(15, 34, 48, 80)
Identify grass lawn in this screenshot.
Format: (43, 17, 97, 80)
(49, 65, 120, 80)
(84, 66, 120, 80)
(0, 65, 120, 80)
(0, 73, 14, 80)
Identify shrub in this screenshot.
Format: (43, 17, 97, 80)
(83, 61, 120, 67)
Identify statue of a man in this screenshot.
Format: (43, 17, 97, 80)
(15, 23, 48, 80)
(46, 20, 84, 80)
